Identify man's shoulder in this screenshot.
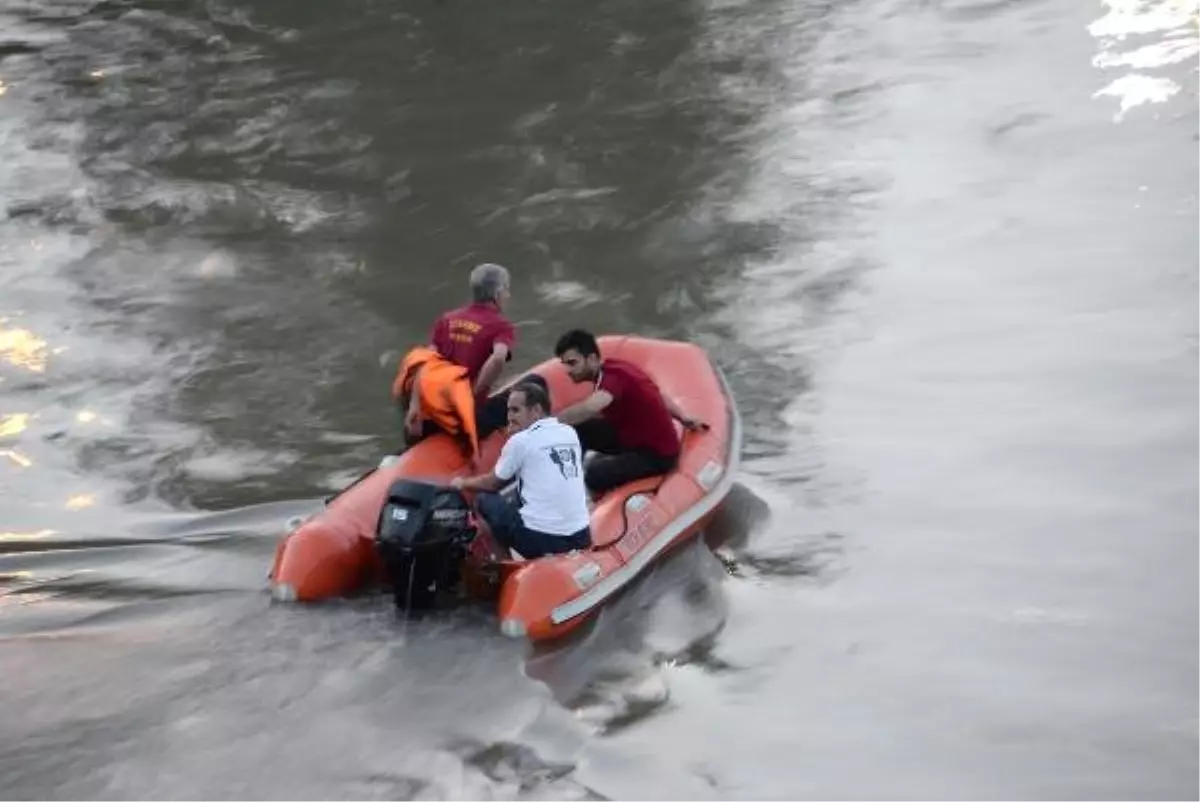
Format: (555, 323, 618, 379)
(437, 303, 473, 321)
(603, 356, 648, 376)
(600, 357, 648, 390)
(503, 427, 532, 449)
(449, 302, 508, 320)
(538, 418, 581, 443)
(442, 304, 513, 337)
(480, 309, 515, 336)
(496, 429, 528, 470)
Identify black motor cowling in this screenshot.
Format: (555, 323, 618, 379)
(376, 479, 476, 611)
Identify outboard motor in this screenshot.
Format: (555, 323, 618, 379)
(376, 479, 476, 611)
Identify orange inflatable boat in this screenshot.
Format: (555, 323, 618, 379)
(268, 335, 742, 642)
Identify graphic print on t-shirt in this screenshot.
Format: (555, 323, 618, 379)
(544, 443, 580, 480)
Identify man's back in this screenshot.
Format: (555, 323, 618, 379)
(597, 357, 680, 459)
(495, 418, 590, 536)
(430, 302, 515, 386)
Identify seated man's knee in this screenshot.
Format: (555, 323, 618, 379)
(474, 492, 503, 530)
(583, 455, 623, 496)
(475, 492, 520, 547)
(586, 451, 671, 496)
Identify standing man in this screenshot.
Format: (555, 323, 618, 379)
(430, 262, 515, 399)
(451, 382, 591, 559)
(425, 262, 547, 439)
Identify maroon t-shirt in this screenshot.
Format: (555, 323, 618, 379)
(597, 357, 680, 459)
(430, 302, 516, 388)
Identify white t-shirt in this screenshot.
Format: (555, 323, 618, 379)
(493, 417, 591, 536)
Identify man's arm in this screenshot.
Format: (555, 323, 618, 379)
(473, 342, 510, 396)
(556, 389, 614, 426)
(452, 435, 519, 492)
(451, 471, 505, 493)
(659, 388, 707, 431)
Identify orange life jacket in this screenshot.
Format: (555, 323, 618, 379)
(392, 346, 479, 459)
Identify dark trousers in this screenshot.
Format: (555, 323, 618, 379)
(575, 419, 678, 496)
(476, 492, 591, 559)
(475, 374, 550, 440)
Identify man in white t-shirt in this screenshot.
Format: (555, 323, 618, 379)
(450, 381, 591, 558)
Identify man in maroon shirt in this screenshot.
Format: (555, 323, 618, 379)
(426, 263, 546, 439)
(430, 263, 515, 396)
(553, 329, 706, 497)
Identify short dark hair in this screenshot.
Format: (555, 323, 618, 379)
(554, 329, 599, 358)
(511, 381, 551, 414)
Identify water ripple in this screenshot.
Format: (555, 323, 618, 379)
(1089, 0, 1198, 120)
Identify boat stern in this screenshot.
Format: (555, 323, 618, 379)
(496, 549, 622, 641)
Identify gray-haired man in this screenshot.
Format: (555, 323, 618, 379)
(430, 263, 515, 394)
(426, 263, 546, 439)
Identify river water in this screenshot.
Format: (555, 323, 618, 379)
(1, 0, 1196, 798)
